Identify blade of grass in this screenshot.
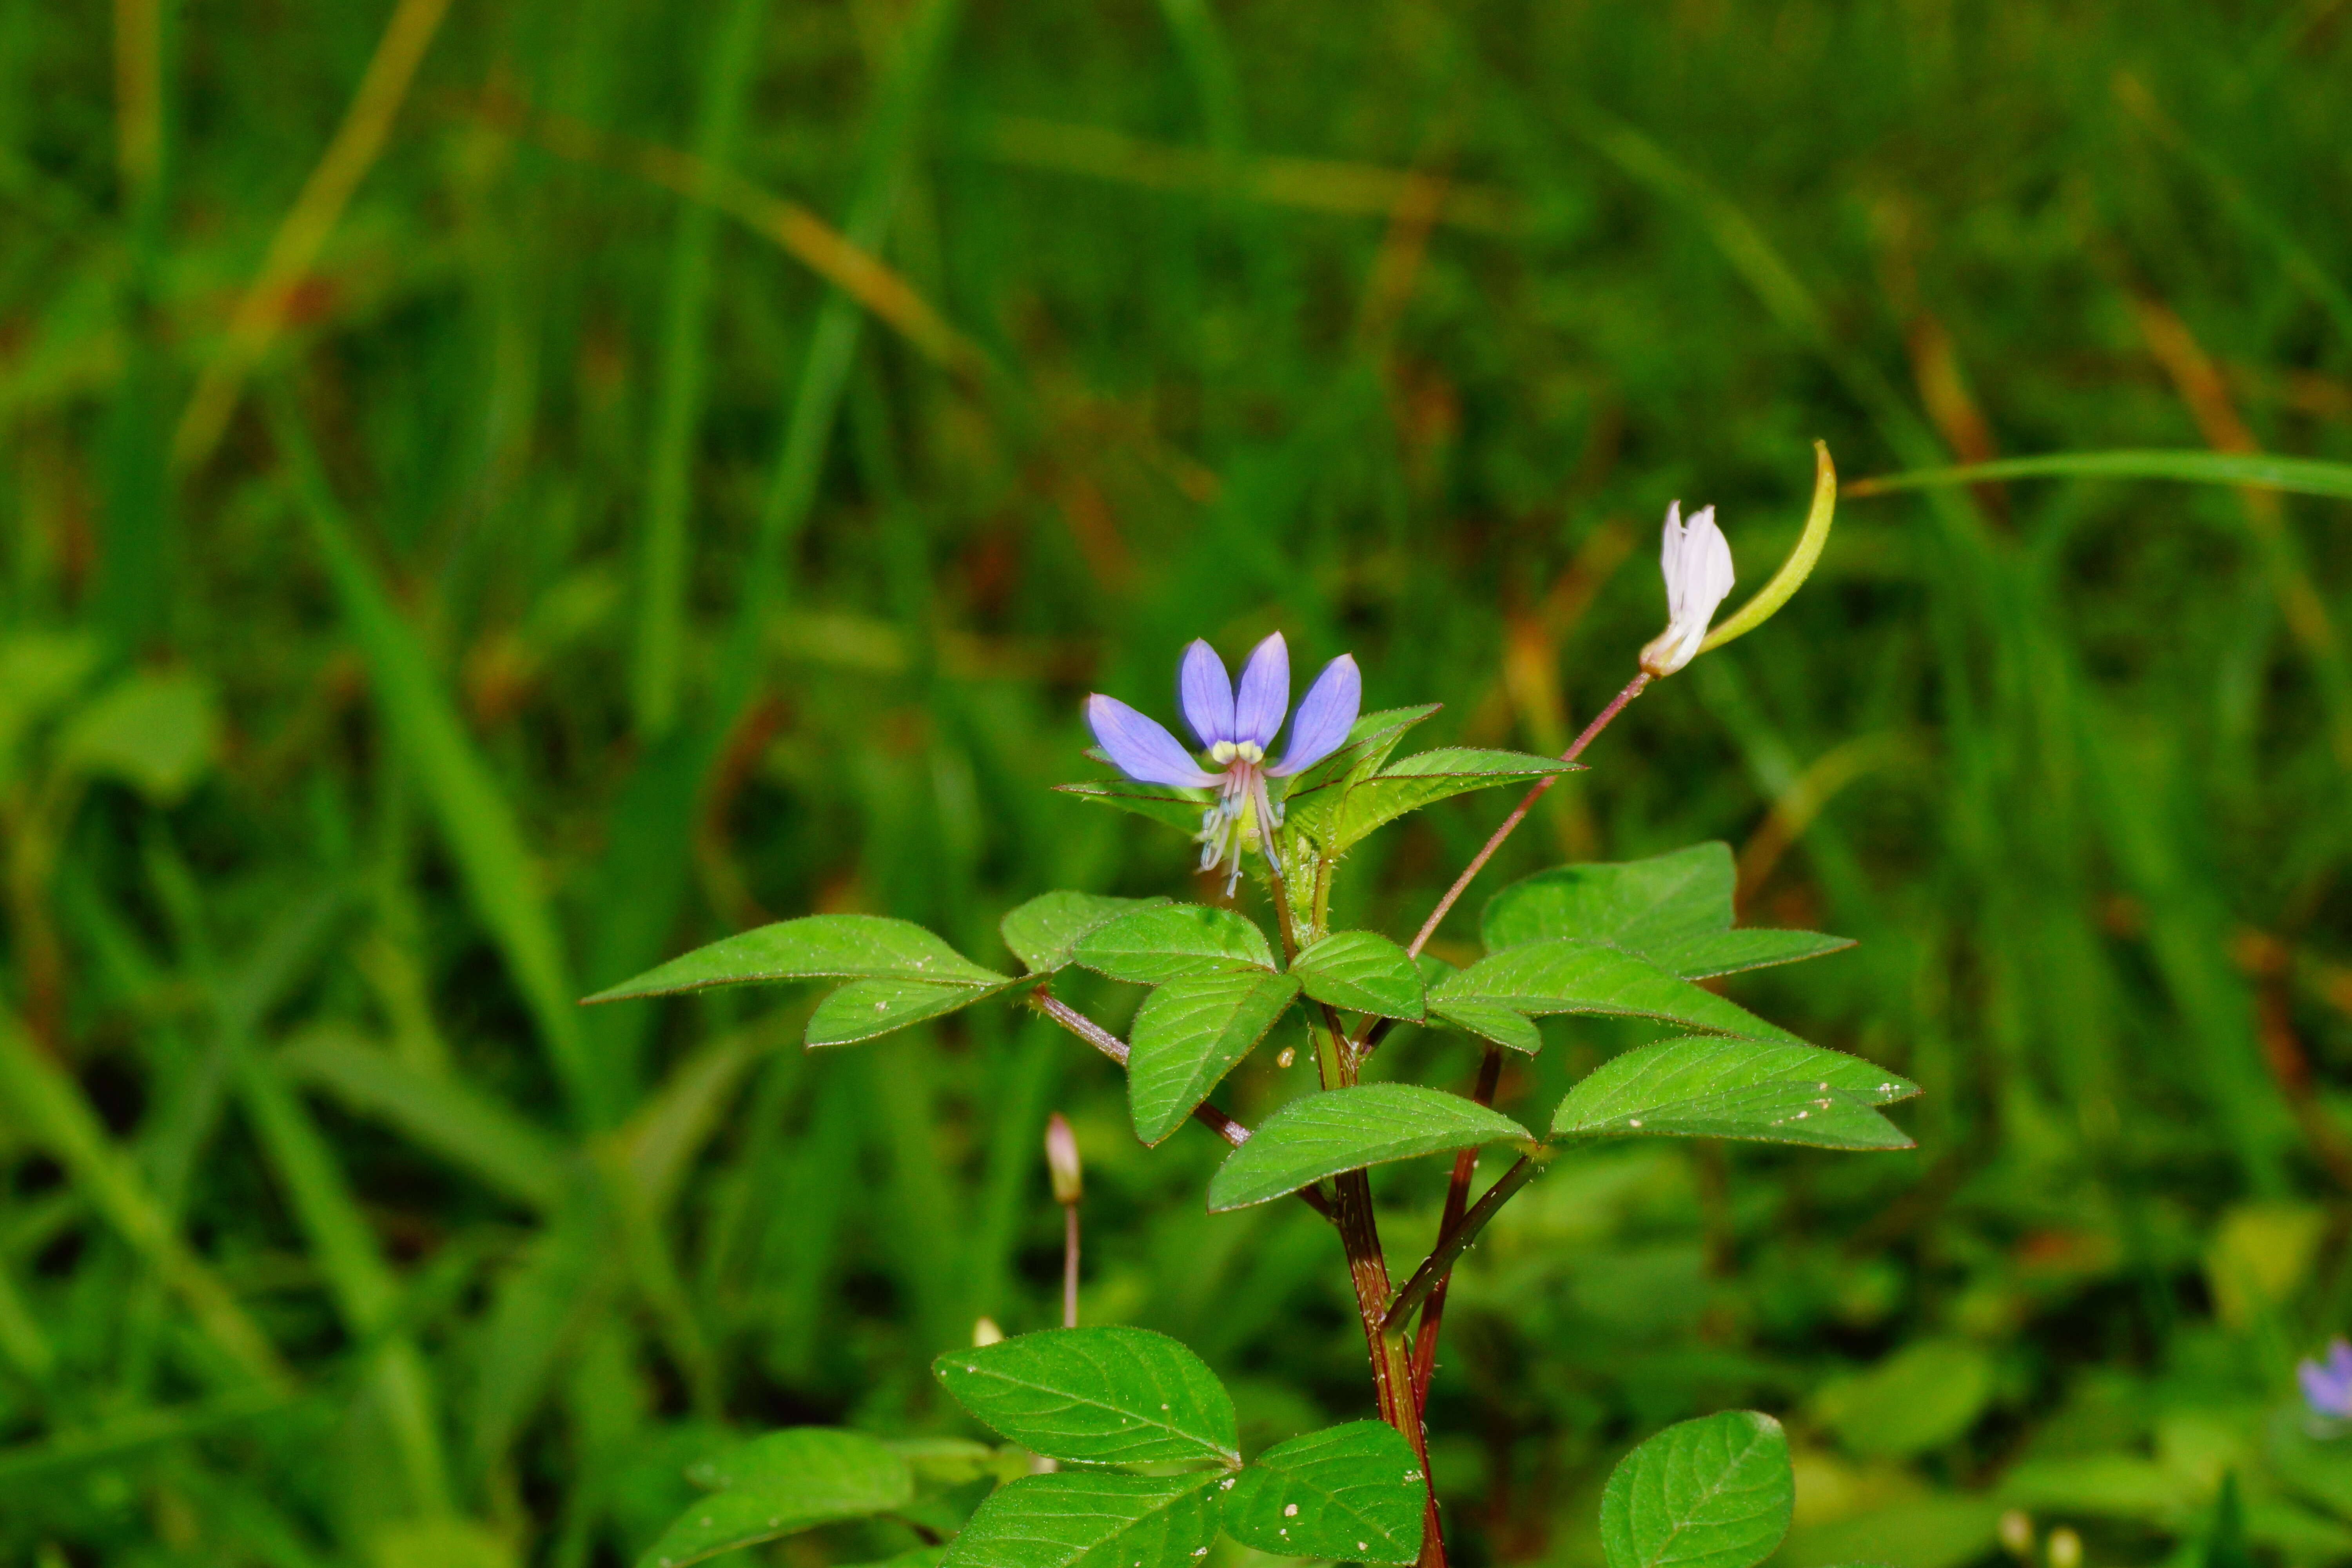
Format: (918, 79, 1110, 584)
(631, 0, 773, 741)
(279, 1031, 569, 1213)
(1846, 449, 2352, 502)
(0, 1011, 291, 1388)
(269, 397, 605, 1130)
(171, 0, 455, 471)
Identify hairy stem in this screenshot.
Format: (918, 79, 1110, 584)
(1385, 1154, 1542, 1332)
(1061, 1203, 1080, 1329)
(1412, 1048, 1502, 1408)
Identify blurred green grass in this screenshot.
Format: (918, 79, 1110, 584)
(3, 0, 2352, 1564)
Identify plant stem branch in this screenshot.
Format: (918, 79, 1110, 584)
(1061, 1203, 1080, 1329)
(1026, 986, 1333, 1220)
(1384, 1154, 1542, 1332)
(1403, 671, 1650, 960)
(1411, 1048, 1501, 1409)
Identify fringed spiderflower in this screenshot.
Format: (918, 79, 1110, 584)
(1085, 633, 1361, 893)
(1639, 501, 1736, 678)
(2299, 1338, 2352, 1430)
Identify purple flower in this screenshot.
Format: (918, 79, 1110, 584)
(1085, 633, 1361, 893)
(2299, 1338, 2352, 1423)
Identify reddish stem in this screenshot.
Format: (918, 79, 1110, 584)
(1412, 1048, 1502, 1408)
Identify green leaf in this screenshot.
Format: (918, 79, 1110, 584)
(1810, 1340, 1993, 1459)
(1303, 749, 1575, 853)
(1072, 905, 1276, 985)
(1053, 779, 1213, 833)
(1220, 1421, 1425, 1564)
(884, 1436, 1009, 1487)
(1550, 1037, 1917, 1150)
(1427, 998, 1543, 1055)
(1278, 704, 1445, 843)
(1481, 844, 1734, 953)
(806, 978, 1017, 1047)
(638, 1428, 915, 1568)
(933, 1326, 1240, 1467)
(56, 670, 219, 804)
(939, 1471, 1221, 1568)
(1644, 929, 1855, 980)
(686, 1426, 915, 1501)
(586, 914, 1007, 1003)
(1128, 972, 1303, 1145)
(1435, 940, 1801, 1043)
(1599, 1410, 1793, 1568)
(1205, 1084, 1534, 1212)
(1290, 931, 1425, 1020)
(1002, 892, 1172, 974)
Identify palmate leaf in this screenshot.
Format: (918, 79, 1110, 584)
(1128, 971, 1302, 1145)
(636, 1428, 914, 1568)
(1072, 905, 1277, 985)
(1553, 1038, 1915, 1150)
(939, 1471, 1222, 1568)
(1599, 1411, 1793, 1568)
(1290, 930, 1425, 1020)
(806, 977, 1018, 1047)
(1298, 748, 1576, 854)
(1205, 1084, 1534, 1212)
(1221, 1421, 1426, 1564)
(933, 1327, 1240, 1467)
(1434, 940, 1803, 1044)
(1001, 891, 1172, 975)
(1279, 704, 1445, 844)
(585, 913, 1006, 1002)
(1482, 845, 1853, 981)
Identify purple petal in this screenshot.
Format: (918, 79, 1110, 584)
(1233, 632, 1290, 750)
(1085, 695, 1218, 787)
(2301, 1358, 2352, 1418)
(1177, 639, 1235, 747)
(2330, 1338, 2352, 1380)
(1270, 655, 1362, 776)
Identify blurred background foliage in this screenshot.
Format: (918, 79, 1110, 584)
(3, 0, 2352, 1564)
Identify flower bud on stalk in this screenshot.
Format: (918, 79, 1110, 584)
(1045, 1112, 1083, 1207)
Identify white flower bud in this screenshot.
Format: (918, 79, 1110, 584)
(1045, 1112, 1083, 1206)
(1639, 501, 1736, 677)
(972, 1316, 1004, 1346)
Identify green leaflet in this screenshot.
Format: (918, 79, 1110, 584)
(1428, 998, 1543, 1056)
(1289, 930, 1425, 1020)
(1482, 844, 1736, 952)
(1002, 891, 1171, 974)
(1052, 779, 1214, 834)
(586, 913, 1007, 1002)
(1205, 1084, 1534, 1211)
(806, 977, 1017, 1047)
(1551, 1036, 1916, 1151)
(1297, 748, 1575, 853)
(1072, 904, 1277, 985)
(933, 1326, 1240, 1467)
(938, 1471, 1223, 1568)
(1482, 846, 1851, 981)
(1128, 971, 1302, 1145)
(1599, 1411, 1793, 1568)
(1435, 940, 1803, 1044)
(636, 1428, 915, 1568)
(1278, 704, 1445, 844)
(1644, 928, 1855, 980)
(1221, 1421, 1426, 1564)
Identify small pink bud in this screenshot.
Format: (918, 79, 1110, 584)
(1045, 1112, 1083, 1205)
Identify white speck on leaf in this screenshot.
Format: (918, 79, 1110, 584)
(1284, 1504, 1299, 1517)
(1628, 1118, 1642, 1127)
